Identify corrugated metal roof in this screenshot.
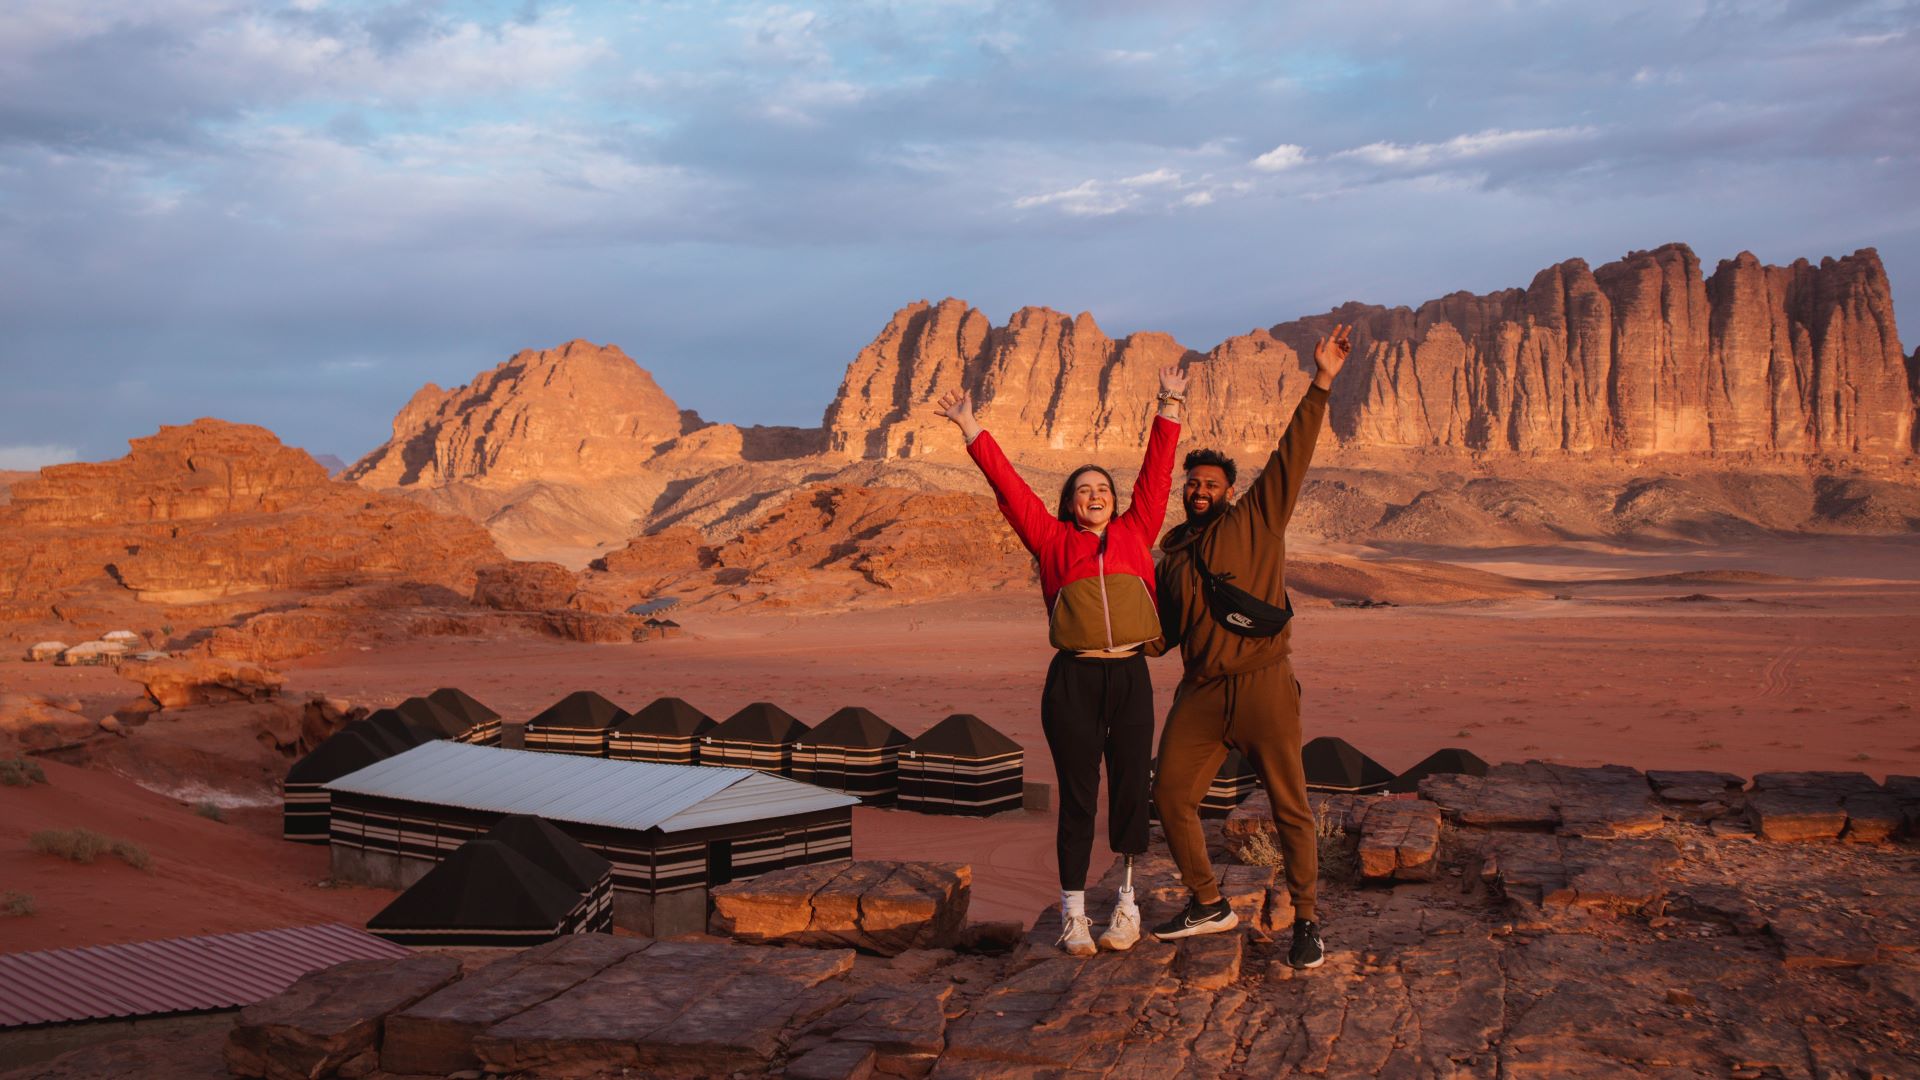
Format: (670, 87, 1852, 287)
(0, 924, 410, 1029)
(326, 741, 857, 833)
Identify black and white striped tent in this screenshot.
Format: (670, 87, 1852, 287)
(395, 696, 473, 741)
(525, 691, 627, 756)
(429, 687, 503, 746)
(609, 697, 716, 765)
(897, 714, 1024, 817)
(324, 742, 857, 935)
(365, 839, 587, 948)
(283, 727, 406, 842)
(482, 815, 613, 933)
(702, 702, 809, 775)
(1388, 747, 1490, 794)
(790, 707, 910, 804)
(1302, 736, 1395, 794)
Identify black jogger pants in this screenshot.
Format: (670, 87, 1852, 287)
(1040, 650, 1154, 891)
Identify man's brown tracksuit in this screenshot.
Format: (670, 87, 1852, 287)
(1152, 383, 1328, 919)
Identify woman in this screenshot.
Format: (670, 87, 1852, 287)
(935, 365, 1184, 955)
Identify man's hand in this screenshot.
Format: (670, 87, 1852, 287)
(1311, 323, 1353, 390)
(934, 388, 983, 442)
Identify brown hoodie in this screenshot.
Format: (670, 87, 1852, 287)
(1153, 384, 1329, 680)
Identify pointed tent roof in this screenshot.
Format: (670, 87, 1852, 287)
(287, 728, 395, 785)
(360, 708, 436, 751)
(482, 815, 611, 893)
(907, 714, 1021, 758)
(615, 697, 716, 738)
(1388, 747, 1490, 794)
(395, 696, 471, 739)
(367, 839, 579, 932)
(528, 690, 626, 732)
(801, 707, 909, 750)
(1301, 736, 1395, 793)
(427, 687, 501, 728)
(712, 702, 809, 743)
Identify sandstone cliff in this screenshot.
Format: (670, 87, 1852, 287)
(345, 339, 831, 562)
(346, 339, 697, 488)
(0, 419, 503, 617)
(825, 245, 1915, 459)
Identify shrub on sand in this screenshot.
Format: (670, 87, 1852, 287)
(2, 891, 34, 917)
(0, 758, 48, 787)
(30, 828, 109, 863)
(194, 801, 226, 823)
(111, 840, 152, 871)
(29, 828, 153, 870)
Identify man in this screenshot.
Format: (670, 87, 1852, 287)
(1147, 323, 1351, 970)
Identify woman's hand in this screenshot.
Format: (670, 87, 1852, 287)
(935, 388, 984, 442)
(1311, 323, 1353, 390)
(1158, 363, 1187, 397)
(1157, 363, 1186, 420)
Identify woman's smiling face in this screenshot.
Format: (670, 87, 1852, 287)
(1070, 469, 1114, 530)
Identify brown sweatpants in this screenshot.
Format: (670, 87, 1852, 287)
(1152, 659, 1317, 920)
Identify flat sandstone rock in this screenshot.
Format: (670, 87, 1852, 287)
(711, 860, 971, 956)
(473, 939, 855, 1077)
(382, 934, 651, 1075)
(1358, 797, 1442, 881)
(225, 954, 461, 1080)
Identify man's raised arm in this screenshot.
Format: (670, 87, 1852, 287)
(1238, 323, 1352, 533)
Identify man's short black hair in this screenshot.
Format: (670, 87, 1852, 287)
(1182, 448, 1237, 487)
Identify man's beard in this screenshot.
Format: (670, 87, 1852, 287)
(1184, 497, 1226, 527)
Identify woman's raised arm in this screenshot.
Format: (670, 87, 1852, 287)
(937, 388, 1062, 555)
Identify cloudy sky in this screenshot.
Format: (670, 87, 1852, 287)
(2, 0, 1916, 467)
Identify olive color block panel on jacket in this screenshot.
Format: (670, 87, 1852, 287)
(1047, 572, 1162, 652)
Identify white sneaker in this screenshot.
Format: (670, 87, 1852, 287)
(1057, 912, 1096, 957)
(1098, 901, 1140, 952)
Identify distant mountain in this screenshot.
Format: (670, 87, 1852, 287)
(347, 243, 1919, 563)
(827, 244, 1916, 459)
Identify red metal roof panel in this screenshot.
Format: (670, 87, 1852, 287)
(0, 923, 411, 1028)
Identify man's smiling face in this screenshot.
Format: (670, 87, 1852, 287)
(1182, 464, 1232, 524)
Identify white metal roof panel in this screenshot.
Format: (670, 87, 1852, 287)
(324, 741, 856, 833)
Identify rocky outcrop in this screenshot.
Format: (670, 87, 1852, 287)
(825, 245, 1915, 459)
(121, 657, 284, 709)
(584, 484, 1036, 610)
(0, 419, 503, 612)
(346, 340, 696, 489)
(709, 861, 971, 956)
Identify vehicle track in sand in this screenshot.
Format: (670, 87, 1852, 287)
(1759, 643, 1806, 697)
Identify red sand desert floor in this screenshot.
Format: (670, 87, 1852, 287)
(3, 535, 1917, 939)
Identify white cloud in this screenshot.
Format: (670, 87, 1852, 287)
(1252, 143, 1308, 171)
(1334, 126, 1598, 168)
(0, 444, 80, 470)
(1120, 168, 1181, 187)
(1181, 190, 1215, 206)
(1013, 179, 1133, 216)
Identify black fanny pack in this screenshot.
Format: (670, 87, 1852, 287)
(1189, 540, 1293, 638)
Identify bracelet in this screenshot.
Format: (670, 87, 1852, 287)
(1157, 390, 1186, 402)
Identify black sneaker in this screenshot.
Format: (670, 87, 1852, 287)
(1150, 896, 1239, 941)
(1288, 919, 1325, 969)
